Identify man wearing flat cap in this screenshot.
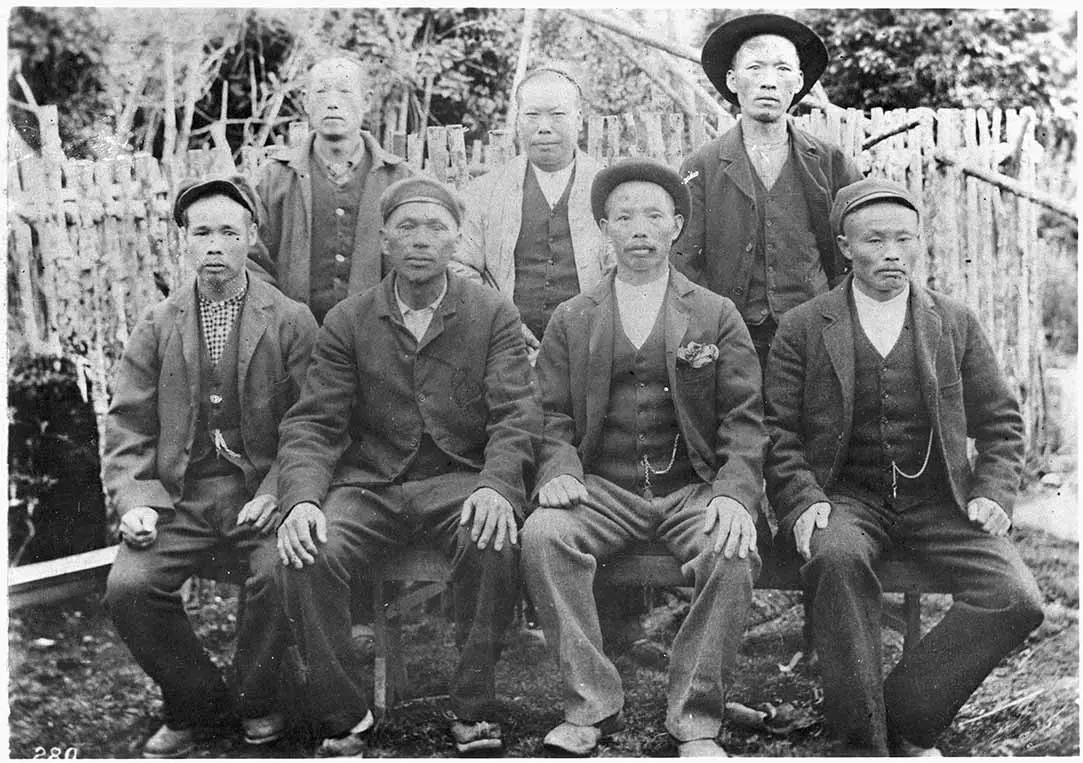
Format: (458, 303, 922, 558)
(764, 178, 1044, 755)
(103, 175, 318, 757)
(274, 175, 541, 756)
(674, 13, 862, 369)
(523, 158, 766, 757)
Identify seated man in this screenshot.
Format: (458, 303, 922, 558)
(103, 176, 317, 757)
(274, 176, 540, 756)
(765, 178, 1044, 756)
(523, 159, 767, 757)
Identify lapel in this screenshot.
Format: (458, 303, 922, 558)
(173, 282, 201, 412)
(719, 122, 757, 202)
(497, 155, 530, 274)
(584, 273, 616, 435)
(236, 278, 272, 397)
(908, 283, 944, 422)
(820, 279, 856, 427)
(288, 134, 314, 236)
(416, 273, 459, 354)
(664, 270, 694, 388)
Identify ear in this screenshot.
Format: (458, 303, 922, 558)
(380, 228, 390, 257)
(837, 234, 852, 261)
(599, 218, 610, 238)
(671, 213, 685, 242)
(725, 68, 737, 92)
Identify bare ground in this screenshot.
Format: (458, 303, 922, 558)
(8, 525, 1078, 758)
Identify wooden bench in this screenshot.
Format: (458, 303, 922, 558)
(371, 544, 950, 716)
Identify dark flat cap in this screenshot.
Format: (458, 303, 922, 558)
(701, 13, 827, 108)
(379, 176, 465, 226)
(174, 174, 260, 227)
(830, 178, 921, 236)
(591, 158, 691, 225)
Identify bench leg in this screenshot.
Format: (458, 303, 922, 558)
(903, 592, 922, 656)
(373, 577, 390, 718)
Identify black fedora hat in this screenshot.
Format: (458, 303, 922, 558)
(701, 13, 828, 108)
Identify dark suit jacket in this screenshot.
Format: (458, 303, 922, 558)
(764, 276, 1025, 536)
(672, 119, 862, 318)
(276, 272, 540, 516)
(535, 269, 767, 515)
(103, 277, 318, 517)
(249, 130, 413, 305)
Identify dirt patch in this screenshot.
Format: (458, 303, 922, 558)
(8, 526, 1077, 757)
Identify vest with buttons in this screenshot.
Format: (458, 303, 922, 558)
(512, 163, 580, 340)
(592, 300, 695, 497)
(308, 153, 371, 323)
(744, 149, 828, 325)
(188, 305, 245, 480)
(837, 302, 948, 500)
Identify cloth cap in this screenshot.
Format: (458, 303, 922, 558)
(830, 178, 922, 237)
(174, 174, 260, 227)
(590, 158, 691, 227)
(700, 13, 827, 108)
(379, 176, 465, 226)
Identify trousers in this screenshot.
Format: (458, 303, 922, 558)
(104, 473, 285, 727)
(522, 475, 758, 741)
(804, 489, 1044, 754)
(277, 472, 518, 738)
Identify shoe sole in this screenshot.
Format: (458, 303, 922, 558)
(142, 746, 195, 760)
(456, 738, 503, 755)
(244, 730, 286, 746)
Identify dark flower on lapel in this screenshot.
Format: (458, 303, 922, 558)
(676, 341, 719, 369)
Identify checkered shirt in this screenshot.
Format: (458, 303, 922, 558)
(198, 281, 247, 367)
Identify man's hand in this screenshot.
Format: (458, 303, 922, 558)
(120, 507, 159, 549)
(460, 487, 518, 552)
(702, 496, 756, 559)
(277, 501, 327, 568)
(537, 475, 589, 509)
(237, 494, 278, 534)
(793, 501, 832, 561)
(968, 496, 1011, 537)
(522, 324, 541, 366)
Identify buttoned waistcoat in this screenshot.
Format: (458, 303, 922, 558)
(103, 277, 318, 516)
(535, 269, 767, 515)
(671, 119, 863, 316)
(764, 276, 1026, 536)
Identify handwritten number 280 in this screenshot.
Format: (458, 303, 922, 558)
(33, 747, 78, 759)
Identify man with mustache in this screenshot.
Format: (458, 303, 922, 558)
(673, 14, 862, 370)
(103, 176, 317, 757)
(764, 178, 1044, 755)
(250, 56, 413, 324)
(523, 159, 765, 757)
(274, 176, 540, 756)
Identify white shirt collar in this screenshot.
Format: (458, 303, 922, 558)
(615, 268, 670, 350)
(852, 281, 910, 358)
(531, 155, 576, 208)
(395, 275, 448, 342)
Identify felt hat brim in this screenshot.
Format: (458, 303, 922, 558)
(701, 13, 828, 108)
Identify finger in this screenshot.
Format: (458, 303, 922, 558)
(572, 483, 589, 505)
(723, 515, 741, 559)
(508, 514, 519, 548)
(797, 523, 811, 562)
(287, 523, 314, 566)
(554, 483, 572, 507)
(460, 497, 475, 526)
(490, 514, 506, 552)
(477, 506, 498, 549)
(816, 506, 831, 529)
(703, 508, 718, 536)
(277, 534, 290, 566)
(253, 506, 272, 531)
(968, 502, 981, 522)
(237, 506, 251, 525)
(314, 511, 328, 545)
(738, 520, 754, 559)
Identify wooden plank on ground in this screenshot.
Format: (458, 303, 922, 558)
(9, 546, 120, 611)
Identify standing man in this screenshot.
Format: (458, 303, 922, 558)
(674, 13, 862, 368)
(764, 178, 1044, 755)
(252, 56, 413, 323)
(103, 176, 317, 757)
(274, 177, 540, 756)
(523, 159, 766, 757)
(453, 66, 612, 358)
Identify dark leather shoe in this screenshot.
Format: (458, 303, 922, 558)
(243, 712, 287, 745)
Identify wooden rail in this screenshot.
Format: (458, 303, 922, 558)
(9, 545, 119, 611)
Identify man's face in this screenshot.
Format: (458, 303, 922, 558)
(304, 60, 369, 140)
(516, 74, 582, 172)
(838, 202, 922, 302)
(600, 181, 683, 280)
(725, 34, 803, 123)
(381, 202, 461, 286)
(182, 195, 255, 292)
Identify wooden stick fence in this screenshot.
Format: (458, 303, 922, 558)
(8, 105, 1076, 504)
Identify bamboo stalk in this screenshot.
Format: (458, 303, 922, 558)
(506, 8, 537, 129)
(933, 150, 1077, 222)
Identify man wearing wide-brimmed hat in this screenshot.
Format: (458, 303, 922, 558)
(673, 13, 863, 370)
(523, 158, 765, 757)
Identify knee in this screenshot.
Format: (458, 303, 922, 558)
(104, 564, 153, 611)
(520, 510, 573, 569)
(805, 541, 875, 585)
(999, 577, 1045, 635)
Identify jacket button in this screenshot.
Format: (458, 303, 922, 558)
(746, 242, 753, 252)
(734, 287, 744, 295)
